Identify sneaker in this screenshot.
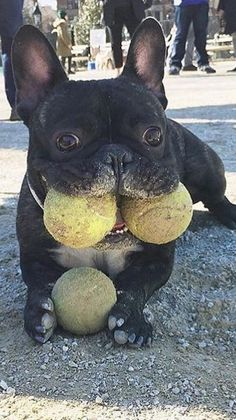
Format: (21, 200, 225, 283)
(227, 67, 236, 72)
(168, 66, 180, 75)
(182, 64, 198, 71)
(199, 65, 216, 74)
(9, 107, 21, 121)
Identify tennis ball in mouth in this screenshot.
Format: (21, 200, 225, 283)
(43, 189, 116, 248)
(120, 182, 193, 244)
(51, 267, 117, 335)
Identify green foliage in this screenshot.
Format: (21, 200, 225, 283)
(75, 0, 103, 45)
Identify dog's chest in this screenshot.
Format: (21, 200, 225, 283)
(51, 244, 143, 280)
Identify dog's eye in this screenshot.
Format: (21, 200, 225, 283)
(143, 127, 162, 147)
(56, 134, 80, 152)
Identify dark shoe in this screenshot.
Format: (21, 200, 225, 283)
(199, 65, 216, 74)
(68, 70, 75, 74)
(168, 66, 180, 75)
(182, 64, 198, 71)
(9, 107, 21, 121)
(227, 67, 236, 72)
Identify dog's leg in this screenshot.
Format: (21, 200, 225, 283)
(108, 242, 175, 347)
(180, 125, 236, 229)
(17, 179, 66, 343)
(205, 197, 236, 229)
(21, 259, 65, 343)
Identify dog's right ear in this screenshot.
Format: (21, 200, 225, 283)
(122, 18, 167, 109)
(12, 25, 68, 124)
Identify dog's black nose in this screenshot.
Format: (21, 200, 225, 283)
(101, 145, 133, 175)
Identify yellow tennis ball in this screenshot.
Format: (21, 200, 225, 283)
(43, 189, 116, 248)
(120, 182, 193, 244)
(52, 267, 117, 335)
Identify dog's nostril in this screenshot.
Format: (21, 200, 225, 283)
(108, 152, 132, 175)
(107, 151, 132, 165)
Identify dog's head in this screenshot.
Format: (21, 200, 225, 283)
(12, 18, 179, 247)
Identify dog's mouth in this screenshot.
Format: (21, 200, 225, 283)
(95, 207, 140, 251)
(108, 209, 128, 236)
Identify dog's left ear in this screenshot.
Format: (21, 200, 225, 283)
(12, 25, 68, 123)
(122, 17, 167, 109)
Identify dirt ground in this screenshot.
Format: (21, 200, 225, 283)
(0, 62, 236, 420)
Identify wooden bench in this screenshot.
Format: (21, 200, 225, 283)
(72, 45, 89, 70)
(206, 35, 233, 59)
(72, 56, 89, 69)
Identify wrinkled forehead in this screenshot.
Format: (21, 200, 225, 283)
(100, 77, 165, 117)
(36, 78, 165, 129)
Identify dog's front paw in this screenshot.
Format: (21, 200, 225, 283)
(209, 197, 236, 229)
(108, 297, 153, 348)
(24, 293, 57, 344)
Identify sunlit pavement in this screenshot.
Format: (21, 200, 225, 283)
(0, 61, 235, 203)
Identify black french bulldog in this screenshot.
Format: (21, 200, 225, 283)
(12, 18, 236, 346)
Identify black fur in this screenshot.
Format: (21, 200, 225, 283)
(12, 19, 236, 346)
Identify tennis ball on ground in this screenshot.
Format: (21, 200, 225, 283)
(43, 189, 116, 248)
(52, 267, 117, 335)
(121, 182, 193, 244)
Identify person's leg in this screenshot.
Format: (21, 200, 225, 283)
(192, 3, 213, 69)
(182, 22, 197, 69)
(125, 9, 140, 38)
(108, 21, 123, 69)
(68, 56, 74, 74)
(1, 36, 16, 108)
(227, 32, 236, 72)
(166, 25, 177, 67)
(169, 5, 192, 72)
(232, 32, 236, 56)
(61, 56, 66, 69)
(120, 5, 141, 71)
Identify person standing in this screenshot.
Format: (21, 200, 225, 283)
(0, 0, 24, 120)
(217, 0, 236, 72)
(167, 22, 197, 71)
(168, 0, 215, 75)
(102, 0, 152, 75)
(52, 10, 74, 74)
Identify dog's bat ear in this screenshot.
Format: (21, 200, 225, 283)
(12, 25, 68, 124)
(122, 17, 168, 109)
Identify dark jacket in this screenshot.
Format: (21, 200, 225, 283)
(0, 0, 24, 38)
(218, 0, 236, 35)
(103, 0, 152, 27)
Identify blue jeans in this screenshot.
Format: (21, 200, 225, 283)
(1, 36, 16, 108)
(170, 3, 209, 69)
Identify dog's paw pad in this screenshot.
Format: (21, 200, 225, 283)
(41, 312, 56, 330)
(24, 296, 57, 344)
(108, 315, 125, 330)
(114, 330, 128, 345)
(108, 304, 153, 348)
(41, 298, 54, 312)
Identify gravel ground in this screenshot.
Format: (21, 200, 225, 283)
(0, 63, 236, 419)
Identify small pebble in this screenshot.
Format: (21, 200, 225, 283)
(0, 380, 8, 391)
(229, 400, 235, 409)
(95, 396, 103, 404)
(172, 387, 180, 395)
(68, 361, 78, 368)
(198, 341, 207, 349)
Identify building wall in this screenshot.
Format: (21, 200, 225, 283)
(57, 0, 79, 19)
